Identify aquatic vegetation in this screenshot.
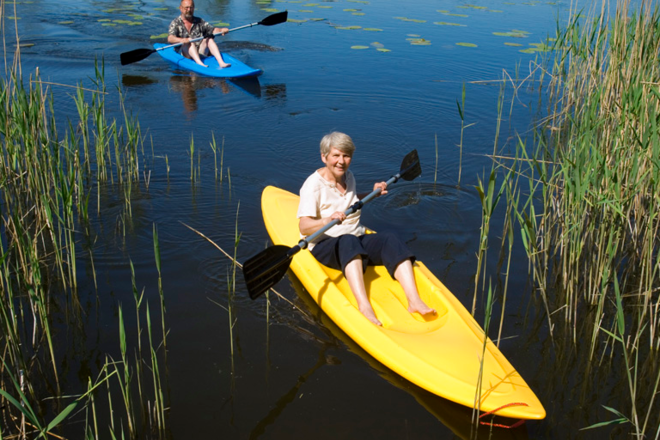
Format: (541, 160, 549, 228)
(435, 22, 467, 27)
(351, 45, 369, 49)
(493, 30, 529, 37)
(456, 42, 477, 47)
(479, 1, 660, 435)
(363, 27, 383, 31)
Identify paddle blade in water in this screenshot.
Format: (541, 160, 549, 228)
(243, 244, 296, 299)
(399, 149, 421, 181)
(259, 10, 288, 26)
(120, 48, 156, 65)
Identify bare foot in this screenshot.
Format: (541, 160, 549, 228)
(219, 62, 231, 69)
(408, 299, 436, 316)
(358, 305, 382, 326)
(194, 61, 209, 68)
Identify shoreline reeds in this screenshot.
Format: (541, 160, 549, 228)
(475, 0, 660, 434)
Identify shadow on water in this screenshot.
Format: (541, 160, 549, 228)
(257, 274, 531, 440)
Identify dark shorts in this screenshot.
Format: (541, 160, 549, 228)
(311, 232, 415, 278)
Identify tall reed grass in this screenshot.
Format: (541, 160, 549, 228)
(476, 0, 660, 435)
(0, 58, 168, 438)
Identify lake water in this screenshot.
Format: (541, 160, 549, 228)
(1, 0, 640, 437)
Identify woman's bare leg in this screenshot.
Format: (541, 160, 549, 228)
(394, 260, 436, 316)
(344, 257, 382, 326)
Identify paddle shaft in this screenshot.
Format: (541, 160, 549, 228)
(293, 172, 403, 253)
(154, 22, 260, 53)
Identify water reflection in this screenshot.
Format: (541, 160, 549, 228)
(121, 74, 157, 88)
(169, 74, 230, 112)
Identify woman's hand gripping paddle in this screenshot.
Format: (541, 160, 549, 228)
(120, 11, 288, 66)
(242, 149, 422, 300)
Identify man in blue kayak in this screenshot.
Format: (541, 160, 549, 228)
(168, 0, 231, 68)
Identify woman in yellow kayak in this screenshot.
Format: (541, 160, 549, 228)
(297, 132, 436, 326)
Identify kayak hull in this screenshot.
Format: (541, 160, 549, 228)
(154, 43, 262, 78)
(260, 186, 546, 420)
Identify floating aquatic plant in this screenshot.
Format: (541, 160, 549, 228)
(493, 30, 528, 37)
(456, 42, 477, 47)
(443, 13, 469, 17)
(435, 22, 466, 26)
(376, 48, 390, 52)
(363, 28, 382, 31)
(408, 37, 431, 45)
(288, 18, 308, 22)
(335, 25, 362, 29)
(150, 33, 169, 39)
(58, 20, 74, 24)
(352, 12, 365, 15)
(504, 42, 523, 46)
(298, 9, 313, 12)
(351, 45, 369, 49)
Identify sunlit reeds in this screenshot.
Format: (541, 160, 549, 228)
(476, 0, 660, 434)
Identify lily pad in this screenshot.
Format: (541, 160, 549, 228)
(318, 5, 332, 8)
(363, 28, 382, 31)
(493, 31, 528, 38)
(335, 25, 362, 30)
(504, 42, 523, 46)
(98, 19, 111, 22)
(213, 22, 230, 26)
(102, 23, 117, 26)
(351, 45, 369, 49)
(520, 48, 536, 53)
(409, 38, 431, 45)
(344, 8, 358, 11)
(288, 18, 308, 22)
(442, 13, 468, 17)
(153, 7, 168, 10)
(352, 12, 365, 15)
(150, 33, 169, 39)
(298, 9, 313, 12)
(376, 48, 391, 52)
(434, 22, 466, 26)
(58, 20, 74, 24)
(262, 8, 280, 12)
(304, 3, 319, 5)
(370, 41, 383, 48)
(456, 42, 477, 47)
(348, 0, 369, 3)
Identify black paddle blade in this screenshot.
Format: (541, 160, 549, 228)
(120, 48, 156, 66)
(243, 244, 296, 299)
(258, 10, 288, 26)
(399, 149, 421, 181)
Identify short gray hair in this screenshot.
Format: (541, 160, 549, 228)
(319, 132, 355, 157)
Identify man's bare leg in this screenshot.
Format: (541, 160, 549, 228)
(182, 43, 207, 67)
(204, 38, 231, 68)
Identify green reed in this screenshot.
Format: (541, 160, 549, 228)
(476, 0, 660, 434)
(0, 57, 164, 438)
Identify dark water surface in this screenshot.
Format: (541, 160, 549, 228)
(2, 0, 634, 438)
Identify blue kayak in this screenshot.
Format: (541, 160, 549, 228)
(154, 43, 262, 78)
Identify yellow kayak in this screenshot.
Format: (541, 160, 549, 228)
(260, 185, 545, 420)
